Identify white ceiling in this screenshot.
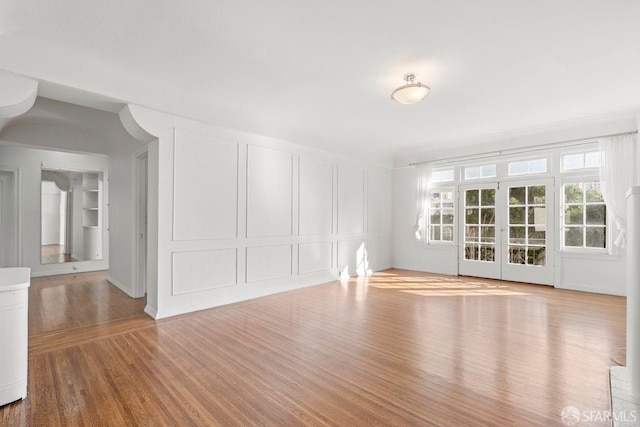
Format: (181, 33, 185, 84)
(0, 1, 638, 167)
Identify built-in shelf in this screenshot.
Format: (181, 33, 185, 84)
(81, 172, 102, 260)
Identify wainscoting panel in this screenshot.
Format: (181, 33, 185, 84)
(246, 244, 293, 283)
(337, 166, 364, 234)
(172, 129, 238, 241)
(298, 241, 332, 274)
(246, 145, 293, 238)
(298, 156, 332, 236)
(172, 249, 237, 295)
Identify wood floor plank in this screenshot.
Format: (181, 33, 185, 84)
(0, 269, 626, 426)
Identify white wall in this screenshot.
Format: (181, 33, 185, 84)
(0, 145, 109, 276)
(392, 113, 637, 296)
(125, 105, 393, 319)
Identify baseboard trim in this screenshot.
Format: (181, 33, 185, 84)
(107, 275, 135, 298)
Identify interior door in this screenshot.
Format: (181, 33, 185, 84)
(458, 183, 501, 280)
(501, 178, 554, 285)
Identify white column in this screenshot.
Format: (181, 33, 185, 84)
(627, 186, 640, 398)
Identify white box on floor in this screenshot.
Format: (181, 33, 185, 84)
(0, 268, 30, 407)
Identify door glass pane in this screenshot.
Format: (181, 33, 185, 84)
(481, 189, 496, 206)
(528, 207, 546, 226)
(528, 227, 545, 245)
(528, 186, 546, 204)
(585, 184, 604, 202)
(509, 187, 525, 205)
(480, 208, 495, 224)
(510, 207, 525, 224)
(480, 245, 495, 262)
(509, 227, 525, 244)
(465, 226, 479, 242)
(509, 247, 526, 264)
(430, 210, 441, 224)
(466, 208, 479, 224)
(480, 226, 495, 243)
(528, 247, 546, 266)
(466, 190, 479, 206)
(465, 244, 479, 260)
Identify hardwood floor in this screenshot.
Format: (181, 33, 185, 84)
(0, 269, 626, 426)
(41, 244, 77, 264)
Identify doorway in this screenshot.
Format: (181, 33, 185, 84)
(458, 178, 554, 285)
(135, 152, 148, 297)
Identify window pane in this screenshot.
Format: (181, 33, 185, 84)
(510, 207, 526, 224)
(480, 208, 495, 224)
(586, 205, 606, 225)
(465, 226, 479, 242)
(480, 245, 495, 262)
(480, 226, 495, 243)
(465, 244, 479, 260)
(442, 210, 454, 224)
(481, 164, 497, 178)
(564, 206, 584, 225)
(441, 169, 454, 182)
(430, 225, 441, 241)
(466, 208, 479, 224)
(528, 185, 546, 205)
(585, 183, 604, 202)
(431, 170, 442, 183)
(430, 192, 441, 208)
(528, 227, 546, 245)
(465, 166, 481, 180)
(564, 183, 583, 203)
(509, 187, 525, 205)
(442, 226, 454, 241)
(430, 211, 441, 225)
(529, 207, 546, 226)
(563, 153, 584, 170)
(466, 190, 479, 206)
(528, 247, 546, 266)
(585, 152, 601, 168)
(586, 227, 606, 248)
(509, 161, 526, 175)
(527, 158, 547, 174)
(565, 227, 584, 247)
(509, 227, 526, 244)
(509, 247, 526, 264)
(481, 189, 496, 206)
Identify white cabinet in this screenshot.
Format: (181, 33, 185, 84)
(0, 267, 30, 406)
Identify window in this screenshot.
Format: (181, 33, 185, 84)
(562, 151, 601, 171)
(431, 168, 454, 183)
(508, 158, 547, 176)
(562, 182, 606, 249)
(429, 190, 454, 242)
(464, 164, 496, 180)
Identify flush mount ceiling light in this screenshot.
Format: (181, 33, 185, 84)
(391, 73, 430, 104)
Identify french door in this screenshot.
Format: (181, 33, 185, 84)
(458, 178, 554, 285)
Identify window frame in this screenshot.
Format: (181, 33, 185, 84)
(425, 186, 456, 245)
(559, 176, 609, 254)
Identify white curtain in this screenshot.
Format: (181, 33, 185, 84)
(599, 134, 637, 248)
(414, 164, 429, 241)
